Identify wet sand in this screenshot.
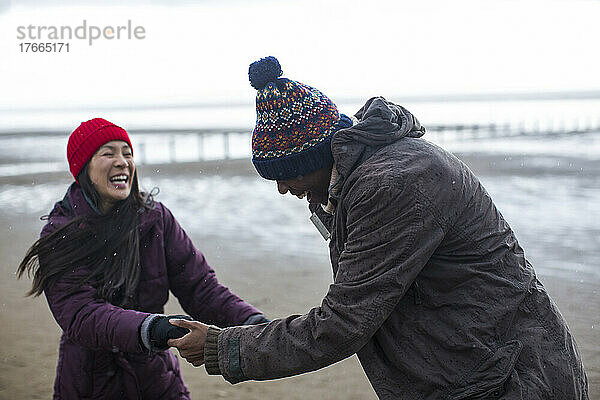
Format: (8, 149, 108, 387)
(0, 157, 598, 399)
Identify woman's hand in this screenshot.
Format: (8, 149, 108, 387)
(148, 315, 193, 351)
(167, 319, 209, 367)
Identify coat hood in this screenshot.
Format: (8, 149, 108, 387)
(331, 96, 425, 178)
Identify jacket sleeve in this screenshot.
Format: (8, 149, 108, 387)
(161, 204, 261, 327)
(206, 175, 446, 383)
(44, 272, 151, 353)
(40, 206, 151, 354)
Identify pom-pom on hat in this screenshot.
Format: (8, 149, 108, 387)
(67, 118, 133, 182)
(249, 56, 352, 181)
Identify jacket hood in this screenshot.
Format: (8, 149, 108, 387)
(41, 184, 91, 234)
(66, 183, 98, 217)
(331, 96, 425, 178)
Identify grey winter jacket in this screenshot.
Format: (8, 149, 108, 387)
(204, 97, 588, 399)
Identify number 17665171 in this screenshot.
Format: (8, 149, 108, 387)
(19, 42, 70, 52)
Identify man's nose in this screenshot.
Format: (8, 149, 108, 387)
(277, 181, 289, 195)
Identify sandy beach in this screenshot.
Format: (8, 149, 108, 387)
(0, 157, 598, 399)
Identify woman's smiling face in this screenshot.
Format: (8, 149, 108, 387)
(87, 140, 135, 212)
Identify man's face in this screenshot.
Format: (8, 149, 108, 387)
(276, 166, 333, 205)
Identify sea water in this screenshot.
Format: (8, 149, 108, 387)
(0, 99, 598, 282)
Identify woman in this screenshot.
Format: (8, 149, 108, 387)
(17, 118, 268, 399)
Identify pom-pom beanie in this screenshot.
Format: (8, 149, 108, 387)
(249, 56, 352, 181)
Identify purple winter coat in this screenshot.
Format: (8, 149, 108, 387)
(41, 184, 260, 399)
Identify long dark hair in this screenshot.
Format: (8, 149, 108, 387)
(17, 163, 153, 308)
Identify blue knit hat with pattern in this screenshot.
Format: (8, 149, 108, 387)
(249, 56, 352, 181)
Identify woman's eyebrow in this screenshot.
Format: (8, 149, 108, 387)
(98, 144, 131, 151)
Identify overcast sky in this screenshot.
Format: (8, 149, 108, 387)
(2, 0, 599, 109)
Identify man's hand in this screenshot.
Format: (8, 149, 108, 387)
(167, 319, 209, 367)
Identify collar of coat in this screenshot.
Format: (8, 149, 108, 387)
(48, 183, 161, 234)
(322, 164, 340, 215)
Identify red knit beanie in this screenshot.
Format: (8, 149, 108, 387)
(67, 118, 133, 182)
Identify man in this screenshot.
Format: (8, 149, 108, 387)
(169, 56, 588, 399)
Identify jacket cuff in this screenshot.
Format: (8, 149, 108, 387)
(243, 313, 270, 325)
(204, 326, 223, 375)
(140, 314, 166, 352)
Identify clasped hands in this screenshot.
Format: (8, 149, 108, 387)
(167, 319, 209, 367)
(160, 314, 269, 366)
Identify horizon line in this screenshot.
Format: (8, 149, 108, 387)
(2, 90, 600, 113)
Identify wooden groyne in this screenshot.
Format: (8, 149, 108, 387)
(1, 119, 599, 165)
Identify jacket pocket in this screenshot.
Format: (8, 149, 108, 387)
(446, 340, 523, 400)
